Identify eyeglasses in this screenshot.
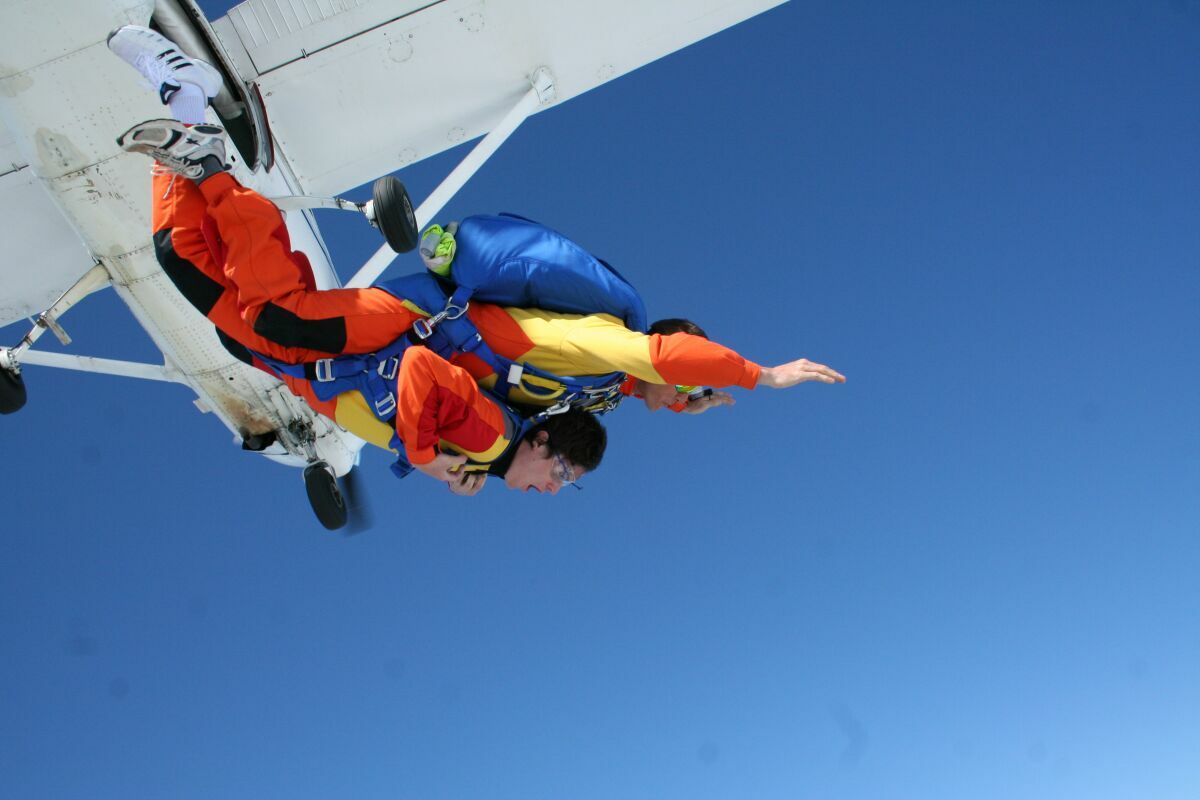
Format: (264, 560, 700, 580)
(552, 453, 582, 491)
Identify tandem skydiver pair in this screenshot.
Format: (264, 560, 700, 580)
(107, 24, 846, 497)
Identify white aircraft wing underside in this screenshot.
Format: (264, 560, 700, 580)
(0, 166, 95, 324)
(0, 0, 361, 473)
(210, 0, 786, 196)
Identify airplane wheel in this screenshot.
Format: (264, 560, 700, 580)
(372, 176, 418, 253)
(0, 368, 26, 415)
(304, 462, 348, 531)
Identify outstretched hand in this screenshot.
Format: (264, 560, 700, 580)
(757, 358, 846, 389)
(680, 390, 736, 415)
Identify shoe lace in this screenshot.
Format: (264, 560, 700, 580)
(133, 52, 173, 93)
(151, 157, 204, 182)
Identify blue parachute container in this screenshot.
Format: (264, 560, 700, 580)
(436, 213, 648, 332)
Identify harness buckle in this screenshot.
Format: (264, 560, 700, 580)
(411, 300, 471, 342)
(543, 395, 578, 416)
(374, 391, 397, 418)
(458, 332, 483, 354)
(378, 355, 400, 381)
(314, 358, 336, 382)
(440, 301, 468, 321)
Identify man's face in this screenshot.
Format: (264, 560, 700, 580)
(504, 432, 586, 493)
(637, 380, 689, 412)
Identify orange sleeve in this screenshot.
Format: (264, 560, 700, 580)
(548, 314, 761, 389)
(393, 347, 513, 466)
(648, 333, 761, 389)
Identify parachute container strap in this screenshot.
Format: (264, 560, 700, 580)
(249, 350, 307, 380)
(390, 455, 415, 479)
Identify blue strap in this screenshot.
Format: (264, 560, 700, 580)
(250, 339, 408, 415)
(253, 353, 308, 380)
(390, 456, 415, 479)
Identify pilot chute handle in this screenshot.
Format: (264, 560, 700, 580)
(420, 222, 459, 276)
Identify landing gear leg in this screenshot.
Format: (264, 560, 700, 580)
(269, 177, 419, 254)
(286, 417, 349, 531)
(0, 264, 110, 416)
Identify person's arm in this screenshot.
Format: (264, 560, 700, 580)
(559, 320, 762, 388)
(553, 315, 843, 403)
(393, 347, 514, 488)
(649, 336, 844, 390)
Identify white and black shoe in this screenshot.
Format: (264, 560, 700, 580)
(107, 25, 222, 105)
(117, 119, 227, 180)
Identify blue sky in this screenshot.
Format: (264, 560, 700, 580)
(3, 2, 1199, 798)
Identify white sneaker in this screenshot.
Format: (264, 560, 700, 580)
(107, 25, 222, 105)
(116, 119, 227, 179)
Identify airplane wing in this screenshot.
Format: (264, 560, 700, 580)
(209, 0, 787, 196)
(0, 114, 95, 327)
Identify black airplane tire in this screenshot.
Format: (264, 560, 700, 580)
(372, 176, 419, 253)
(304, 462, 348, 531)
(0, 368, 27, 415)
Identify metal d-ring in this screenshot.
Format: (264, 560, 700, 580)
(411, 300, 470, 340)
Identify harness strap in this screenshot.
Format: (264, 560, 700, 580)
(251, 291, 628, 451)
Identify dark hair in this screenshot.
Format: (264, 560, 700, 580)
(649, 318, 708, 338)
(524, 408, 606, 472)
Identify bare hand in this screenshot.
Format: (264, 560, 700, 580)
(415, 452, 468, 482)
(681, 390, 736, 415)
(757, 358, 846, 389)
(448, 471, 487, 496)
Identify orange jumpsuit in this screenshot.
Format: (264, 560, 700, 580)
(152, 171, 511, 463)
(151, 172, 762, 450)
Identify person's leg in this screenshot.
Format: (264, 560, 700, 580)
(108, 25, 222, 125)
(149, 169, 331, 365)
(151, 169, 240, 328)
(113, 23, 423, 359)
(196, 171, 422, 356)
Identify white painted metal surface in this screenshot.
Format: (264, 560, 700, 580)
(19, 350, 175, 382)
(226, 0, 429, 74)
(0, 167, 95, 325)
(0, 113, 27, 174)
(209, 0, 787, 196)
